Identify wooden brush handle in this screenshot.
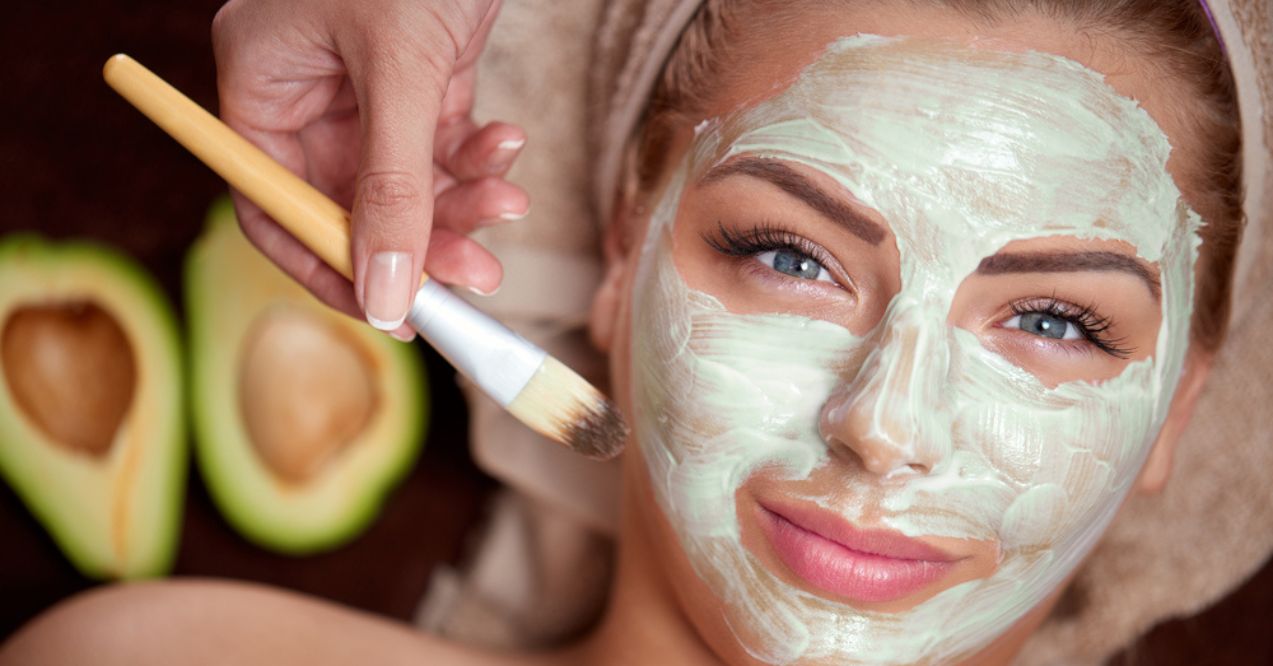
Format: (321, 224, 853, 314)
(104, 53, 411, 284)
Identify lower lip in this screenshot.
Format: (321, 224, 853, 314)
(758, 507, 954, 604)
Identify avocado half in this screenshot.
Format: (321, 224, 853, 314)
(0, 235, 185, 579)
(187, 199, 427, 554)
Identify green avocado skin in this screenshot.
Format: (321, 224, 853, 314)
(187, 198, 428, 555)
(0, 233, 186, 579)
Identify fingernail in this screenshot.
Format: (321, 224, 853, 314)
(489, 138, 525, 174)
(468, 284, 500, 297)
(497, 201, 530, 222)
(364, 251, 413, 330)
(389, 328, 417, 343)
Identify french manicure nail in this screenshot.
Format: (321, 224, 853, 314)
(497, 201, 530, 222)
(489, 138, 525, 174)
(389, 328, 417, 343)
(364, 251, 413, 330)
(468, 284, 500, 297)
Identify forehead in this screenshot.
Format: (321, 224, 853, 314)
(689, 36, 1188, 266)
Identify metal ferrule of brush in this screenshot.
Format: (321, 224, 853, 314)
(405, 279, 547, 407)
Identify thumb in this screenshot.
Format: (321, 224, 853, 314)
(346, 54, 449, 331)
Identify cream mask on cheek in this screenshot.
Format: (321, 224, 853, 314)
(629, 36, 1200, 665)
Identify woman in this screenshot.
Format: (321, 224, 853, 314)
(3, 1, 1267, 664)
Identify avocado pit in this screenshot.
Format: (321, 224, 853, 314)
(1, 301, 137, 457)
(239, 308, 378, 484)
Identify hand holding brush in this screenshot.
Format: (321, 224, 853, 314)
(103, 54, 627, 460)
(210, 0, 516, 342)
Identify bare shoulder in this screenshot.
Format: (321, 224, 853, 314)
(0, 578, 563, 666)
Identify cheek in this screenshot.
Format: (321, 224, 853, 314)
(628, 227, 859, 532)
(955, 348, 1161, 551)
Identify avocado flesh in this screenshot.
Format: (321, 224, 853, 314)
(0, 235, 185, 579)
(188, 200, 427, 554)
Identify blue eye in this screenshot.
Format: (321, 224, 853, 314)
(1000, 297, 1133, 358)
(756, 249, 833, 283)
(1003, 312, 1083, 341)
(703, 222, 841, 287)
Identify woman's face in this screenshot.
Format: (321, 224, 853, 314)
(597, 6, 1210, 666)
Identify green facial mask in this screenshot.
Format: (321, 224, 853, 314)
(630, 36, 1199, 665)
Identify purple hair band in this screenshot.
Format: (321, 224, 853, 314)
(1199, 0, 1228, 57)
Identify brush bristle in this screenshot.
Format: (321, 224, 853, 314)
(506, 356, 628, 460)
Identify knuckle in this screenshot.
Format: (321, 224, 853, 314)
(383, 0, 480, 68)
(355, 2, 453, 57)
(472, 176, 504, 198)
(447, 237, 485, 265)
(417, 5, 466, 63)
(210, 3, 231, 37)
(357, 171, 425, 216)
(210, 1, 243, 51)
(296, 253, 332, 293)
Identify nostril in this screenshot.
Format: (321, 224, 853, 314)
(860, 450, 906, 477)
(822, 431, 926, 478)
(876, 461, 929, 481)
(819, 387, 938, 479)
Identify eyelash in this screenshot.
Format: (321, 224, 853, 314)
(1008, 296, 1133, 359)
(702, 222, 1134, 359)
(702, 221, 839, 283)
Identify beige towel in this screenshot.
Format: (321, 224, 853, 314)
(425, 1, 1273, 662)
(414, 0, 619, 645)
(462, 0, 620, 538)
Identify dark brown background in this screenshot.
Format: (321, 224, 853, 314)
(0, 2, 1268, 663)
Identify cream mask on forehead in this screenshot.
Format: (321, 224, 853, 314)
(629, 36, 1200, 665)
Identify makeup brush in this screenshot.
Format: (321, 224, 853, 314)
(103, 54, 626, 460)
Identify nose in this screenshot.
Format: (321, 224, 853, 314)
(819, 304, 951, 479)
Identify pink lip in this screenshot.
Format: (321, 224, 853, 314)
(757, 502, 960, 604)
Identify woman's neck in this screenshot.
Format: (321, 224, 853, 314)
(566, 482, 724, 666)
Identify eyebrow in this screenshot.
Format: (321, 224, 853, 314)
(977, 251, 1161, 300)
(700, 157, 887, 245)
